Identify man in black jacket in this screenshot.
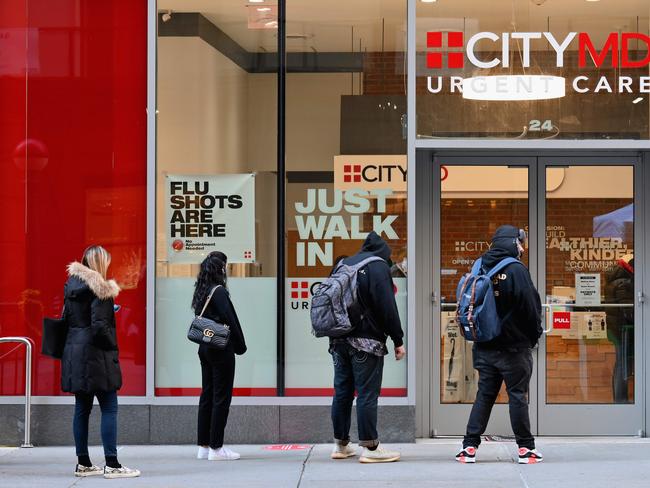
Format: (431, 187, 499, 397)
(330, 231, 405, 463)
(456, 225, 543, 465)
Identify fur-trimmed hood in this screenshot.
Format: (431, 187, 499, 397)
(67, 262, 120, 300)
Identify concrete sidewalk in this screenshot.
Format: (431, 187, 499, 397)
(1, 438, 649, 488)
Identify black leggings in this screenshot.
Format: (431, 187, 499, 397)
(197, 346, 235, 449)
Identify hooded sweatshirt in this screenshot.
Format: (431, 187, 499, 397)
(341, 231, 404, 348)
(478, 225, 542, 350)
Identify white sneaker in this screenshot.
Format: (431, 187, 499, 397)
(208, 447, 241, 461)
(331, 443, 357, 459)
(103, 465, 141, 479)
(359, 444, 400, 463)
(518, 448, 543, 464)
(197, 446, 209, 460)
(74, 464, 103, 477)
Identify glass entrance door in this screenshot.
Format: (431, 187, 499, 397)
(538, 158, 642, 435)
(430, 155, 642, 436)
(432, 157, 538, 435)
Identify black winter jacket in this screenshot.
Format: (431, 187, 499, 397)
(61, 262, 122, 393)
(478, 247, 543, 351)
(342, 232, 404, 347)
(605, 260, 634, 339)
(194, 285, 247, 356)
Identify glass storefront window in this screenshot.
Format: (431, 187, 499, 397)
(285, 1, 408, 396)
(155, 3, 277, 396)
(417, 1, 650, 139)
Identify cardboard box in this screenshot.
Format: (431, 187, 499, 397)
(549, 286, 576, 304)
(441, 313, 482, 403)
(441, 312, 471, 403)
(463, 341, 478, 402)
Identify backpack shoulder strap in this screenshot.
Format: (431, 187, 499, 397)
(485, 257, 521, 278)
(470, 258, 483, 275)
(351, 255, 385, 270)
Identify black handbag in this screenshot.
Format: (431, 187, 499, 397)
(42, 306, 68, 359)
(187, 285, 230, 349)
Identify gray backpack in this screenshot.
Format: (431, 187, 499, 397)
(310, 256, 384, 338)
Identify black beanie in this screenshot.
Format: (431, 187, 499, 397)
(491, 225, 522, 257)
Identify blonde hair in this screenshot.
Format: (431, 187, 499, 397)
(82, 245, 111, 279)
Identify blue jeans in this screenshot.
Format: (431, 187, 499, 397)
(73, 391, 118, 457)
(464, 347, 535, 450)
(330, 342, 384, 447)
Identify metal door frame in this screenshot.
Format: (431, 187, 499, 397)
(537, 155, 644, 435)
(423, 150, 645, 437)
(429, 154, 539, 436)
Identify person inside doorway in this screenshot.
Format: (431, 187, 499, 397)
(605, 254, 634, 404)
(456, 226, 544, 464)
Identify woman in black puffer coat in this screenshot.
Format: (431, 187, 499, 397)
(61, 245, 139, 479)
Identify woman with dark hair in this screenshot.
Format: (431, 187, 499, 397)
(192, 251, 247, 461)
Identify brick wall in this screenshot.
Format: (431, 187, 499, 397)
(363, 52, 406, 95)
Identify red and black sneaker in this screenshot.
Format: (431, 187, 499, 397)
(518, 448, 543, 464)
(455, 446, 476, 463)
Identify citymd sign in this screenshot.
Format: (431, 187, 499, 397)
(426, 31, 650, 98)
(334, 155, 407, 191)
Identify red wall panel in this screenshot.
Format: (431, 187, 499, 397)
(0, 0, 147, 396)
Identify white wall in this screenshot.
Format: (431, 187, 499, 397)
(248, 72, 352, 172)
(158, 37, 248, 174)
(157, 37, 276, 275)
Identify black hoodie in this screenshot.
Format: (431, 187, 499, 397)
(478, 225, 542, 350)
(342, 231, 404, 347)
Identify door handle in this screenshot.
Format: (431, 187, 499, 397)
(541, 304, 553, 334)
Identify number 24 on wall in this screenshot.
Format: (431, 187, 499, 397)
(529, 119, 554, 132)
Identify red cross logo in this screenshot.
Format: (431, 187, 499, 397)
(291, 281, 309, 300)
(343, 164, 362, 183)
(427, 32, 464, 69)
(244, 250, 253, 259)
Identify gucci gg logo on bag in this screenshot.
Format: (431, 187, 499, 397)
(187, 285, 231, 349)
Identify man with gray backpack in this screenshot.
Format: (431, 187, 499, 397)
(311, 231, 405, 463)
(455, 225, 543, 465)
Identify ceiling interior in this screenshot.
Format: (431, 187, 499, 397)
(157, 0, 650, 53)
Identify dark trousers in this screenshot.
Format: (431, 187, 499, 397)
(612, 327, 633, 403)
(331, 342, 384, 447)
(197, 345, 235, 449)
(73, 391, 118, 458)
(464, 347, 535, 450)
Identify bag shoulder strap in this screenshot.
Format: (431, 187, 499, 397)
(199, 285, 222, 318)
(485, 257, 521, 279)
